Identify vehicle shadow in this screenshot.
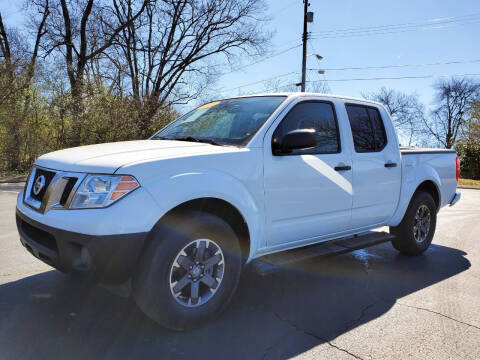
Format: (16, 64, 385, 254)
(0, 242, 470, 360)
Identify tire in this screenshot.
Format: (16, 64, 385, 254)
(390, 191, 437, 255)
(132, 211, 242, 330)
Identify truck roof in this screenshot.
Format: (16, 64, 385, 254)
(220, 92, 385, 108)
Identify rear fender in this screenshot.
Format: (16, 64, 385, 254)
(388, 164, 441, 226)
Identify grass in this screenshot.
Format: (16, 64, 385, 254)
(459, 178, 480, 188)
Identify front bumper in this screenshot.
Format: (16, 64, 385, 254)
(16, 209, 147, 283)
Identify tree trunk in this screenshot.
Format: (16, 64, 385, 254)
(70, 80, 85, 147)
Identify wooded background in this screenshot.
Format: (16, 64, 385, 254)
(1, 0, 479, 179)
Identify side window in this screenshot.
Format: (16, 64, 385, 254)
(346, 104, 387, 152)
(367, 108, 387, 150)
(273, 101, 340, 154)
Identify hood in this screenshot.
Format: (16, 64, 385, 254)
(35, 140, 243, 174)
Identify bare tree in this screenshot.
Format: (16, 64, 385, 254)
(0, 2, 49, 170)
(110, 0, 269, 137)
(0, 12, 12, 65)
(1, 1, 50, 81)
(44, 0, 148, 97)
(424, 77, 480, 148)
(307, 80, 330, 94)
(0, 12, 15, 106)
(260, 78, 330, 94)
(363, 87, 426, 146)
(0, 13, 28, 104)
(260, 79, 296, 93)
(25, 1, 51, 85)
(40, 0, 149, 145)
(1, 1, 50, 86)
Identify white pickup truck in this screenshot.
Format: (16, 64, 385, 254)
(16, 93, 460, 330)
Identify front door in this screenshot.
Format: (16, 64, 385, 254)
(264, 100, 353, 247)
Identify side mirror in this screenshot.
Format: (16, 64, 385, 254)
(275, 129, 317, 154)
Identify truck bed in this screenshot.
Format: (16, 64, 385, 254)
(394, 146, 458, 220)
(400, 147, 456, 155)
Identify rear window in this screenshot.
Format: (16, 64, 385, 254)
(345, 104, 387, 152)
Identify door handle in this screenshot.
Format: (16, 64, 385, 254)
(334, 165, 351, 171)
(384, 162, 397, 168)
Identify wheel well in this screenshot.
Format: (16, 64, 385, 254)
(160, 198, 250, 261)
(415, 181, 440, 210)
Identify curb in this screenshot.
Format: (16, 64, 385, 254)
(0, 177, 27, 184)
(1, 180, 479, 189)
(0, 182, 25, 190)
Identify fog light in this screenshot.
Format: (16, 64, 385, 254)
(73, 246, 92, 271)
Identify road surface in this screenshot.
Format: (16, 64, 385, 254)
(1, 184, 479, 359)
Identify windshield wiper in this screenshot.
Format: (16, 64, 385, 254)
(171, 136, 221, 146)
(151, 135, 221, 145)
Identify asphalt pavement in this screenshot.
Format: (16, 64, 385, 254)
(1, 184, 479, 360)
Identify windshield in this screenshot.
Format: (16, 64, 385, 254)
(151, 96, 286, 145)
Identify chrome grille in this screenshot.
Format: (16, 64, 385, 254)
(29, 168, 55, 202)
(24, 167, 86, 213)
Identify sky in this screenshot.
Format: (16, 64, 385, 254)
(213, 0, 480, 109)
(1, 0, 480, 111)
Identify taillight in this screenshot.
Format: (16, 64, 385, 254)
(456, 156, 460, 182)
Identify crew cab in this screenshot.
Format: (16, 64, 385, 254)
(15, 93, 461, 330)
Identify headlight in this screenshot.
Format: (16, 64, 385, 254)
(70, 174, 140, 209)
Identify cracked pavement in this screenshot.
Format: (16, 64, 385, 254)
(1, 185, 479, 359)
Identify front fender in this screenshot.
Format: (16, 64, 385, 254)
(388, 164, 441, 226)
(142, 170, 262, 262)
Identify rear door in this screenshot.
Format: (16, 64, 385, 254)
(345, 103, 401, 228)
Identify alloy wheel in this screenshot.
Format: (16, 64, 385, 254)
(413, 204, 431, 243)
(169, 239, 225, 307)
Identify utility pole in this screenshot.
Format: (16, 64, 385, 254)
(300, 1, 313, 92)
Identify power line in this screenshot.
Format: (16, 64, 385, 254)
(307, 39, 328, 88)
(310, 22, 480, 40)
(309, 20, 480, 40)
(307, 59, 480, 72)
(241, 73, 480, 93)
(220, 44, 301, 76)
(311, 13, 480, 34)
(220, 11, 480, 91)
(306, 73, 480, 82)
(222, 70, 480, 93)
(222, 71, 298, 92)
(274, 0, 299, 17)
(311, 12, 480, 36)
(309, 14, 480, 39)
